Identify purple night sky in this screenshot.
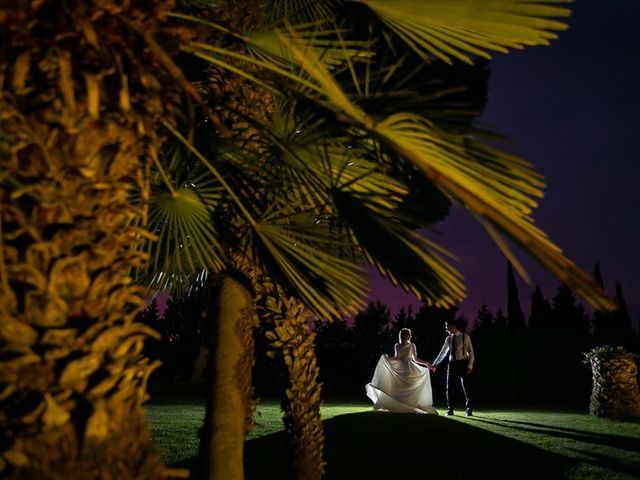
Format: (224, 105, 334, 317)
(369, 0, 640, 328)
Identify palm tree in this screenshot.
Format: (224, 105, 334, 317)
(138, 122, 333, 480)
(148, 29, 495, 480)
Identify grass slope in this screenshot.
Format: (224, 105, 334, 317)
(146, 399, 640, 479)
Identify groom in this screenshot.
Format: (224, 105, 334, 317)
(431, 319, 475, 417)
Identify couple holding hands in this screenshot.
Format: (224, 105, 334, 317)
(365, 319, 474, 417)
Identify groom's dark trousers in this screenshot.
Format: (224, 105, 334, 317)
(446, 359, 472, 412)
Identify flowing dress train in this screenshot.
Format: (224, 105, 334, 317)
(365, 343, 437, 414)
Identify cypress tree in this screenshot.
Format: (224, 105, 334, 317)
(613, 282, 633, 336)
(507, 261, 526, 333)
(592, 262, 612, 341)
(413, 304, 457, 358)
(494, 307, 508, 329)
(394, 305, 415, 332)
(529, 286, 553, 330)
(552, 285, 590, 336)
(474, 303, 494, 333)
(594, 262, 604, 288)
(457, 314, 470, 333)
(353, 301, 394, 376)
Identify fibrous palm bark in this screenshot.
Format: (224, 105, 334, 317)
(588, 347, 640, 419)
(187, 254, 325, 480)
(0, 2, 186, 478)
(256, 279, 325, 480)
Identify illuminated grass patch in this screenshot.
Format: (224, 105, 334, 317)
(147, 399, 640, 479)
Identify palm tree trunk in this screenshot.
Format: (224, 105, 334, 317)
(263, 296, 325, 480)
(198, 272, 257, 480)
(0, 89, 179, 480)
(0, 2, 186, 478)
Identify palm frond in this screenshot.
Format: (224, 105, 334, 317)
(268, 120, 462, 306)
(268, 0, 343, 25)
(307, 138, 408, 211)
(146, 270, 210, 297)
(350, 53, 491, 134)
(376, 114, 613, 310)
(180, 42, 282, 93)
(334, 190, 465, 306)
(246, 24, 372, 69)
(145, 185, 225, 275)
(278, 28, 614, 311)
(136, 138, 228, 291)
(255, 220, 368, 318)
(162, 119, 259, 227)
(355, 0, 571, 63)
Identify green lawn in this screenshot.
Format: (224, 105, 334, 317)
(146, 398, 640, 479)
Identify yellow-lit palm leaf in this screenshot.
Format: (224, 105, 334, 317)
(247, 25, 372, 69)
(279, 132, 464, 306)
(333, 190, 465, 307)
(146, 186, 225, 281)
(354, 0, 571, 63)
(268, 0, 342, 25)
(285, 139, 408, 210)
(255, 221, 369, 318)
(278, 27, 615, 311)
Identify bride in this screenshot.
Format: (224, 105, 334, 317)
(365, 328, 437, 414)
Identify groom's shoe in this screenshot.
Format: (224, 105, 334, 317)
(465, 410, 473, 417)
(445, 410, 454, 416)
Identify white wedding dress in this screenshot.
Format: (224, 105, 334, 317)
(365, 343, 437, 414)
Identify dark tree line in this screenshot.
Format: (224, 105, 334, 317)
(470, 281, 594, 408)
(470, 268, 636, 408)
(312, 261, 638, 408)
(137, 261, 637, 408)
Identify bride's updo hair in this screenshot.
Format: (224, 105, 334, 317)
(399, 328, 412, 342)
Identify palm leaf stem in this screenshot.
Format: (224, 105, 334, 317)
(151, 153, 178, 196)
(181, 43, 321, 94)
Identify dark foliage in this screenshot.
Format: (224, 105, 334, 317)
(528, 286, 553, 330)
(138, 290, 210, 382)
(552, 285, 590, 337)
(494, 307, 508, 330)
(140, 265, 639, 409)
(591, 263, 635, 349)
(613, 282, 633, 338)
(474, 303, 494, 332)
(594, 262, 604, 289)
(507, 262, 526, 333)
(313, 279, 639, 408)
